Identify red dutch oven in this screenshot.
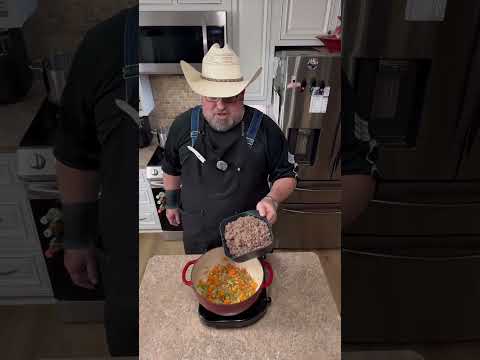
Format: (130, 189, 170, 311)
(181, 247, 273, 316)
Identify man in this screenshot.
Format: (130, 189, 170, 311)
(162, 43, 297, 254)
(54, 5, 138, 357)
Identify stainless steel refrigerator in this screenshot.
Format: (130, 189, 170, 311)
(271, 49, 341, 249)
(342, 0, 480, 345)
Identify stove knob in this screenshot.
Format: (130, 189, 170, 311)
(30, 153, 46, 170)
(152, 169, 159, 176)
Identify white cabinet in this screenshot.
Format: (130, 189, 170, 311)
(0, 188, 43, 253)
(232, 0, 271, 103)
(0, 153, 53, 303)
(140, 0, 230, 11)
(139, 170, 162, 232)
(272, 0, 341, 46)
(0, 254, 53, 298)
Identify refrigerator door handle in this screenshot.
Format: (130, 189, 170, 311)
(343, 248, 480, 261)
(280, 208, 340, 215)
(370, 199, 480, 207)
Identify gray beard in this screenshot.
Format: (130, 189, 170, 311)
(205, 109, 245, 132)
(206, 118, 237, 132)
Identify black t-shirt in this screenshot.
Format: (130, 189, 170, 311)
(54, 7, 138, 169)
(162, 105, 296, 183)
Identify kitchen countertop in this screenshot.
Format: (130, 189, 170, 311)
(140, 252, 340, 360)
(0, 81, 46, 153)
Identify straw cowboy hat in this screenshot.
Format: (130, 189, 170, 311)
(180, 43, 262, 98)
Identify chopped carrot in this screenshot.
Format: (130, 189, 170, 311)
(196, 263, 257, 305)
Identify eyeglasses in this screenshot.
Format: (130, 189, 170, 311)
(204, 95, 241, 103)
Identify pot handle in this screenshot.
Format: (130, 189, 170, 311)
(260, 260, 274, 288)
(181, 259, 198, 286)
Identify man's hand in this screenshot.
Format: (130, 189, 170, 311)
(166, 208, 181, 226)
(64, 248, 98, 290)
(256, 197, 278, 224)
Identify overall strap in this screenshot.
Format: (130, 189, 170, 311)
(190, 106, 202, 146)
(123, 6, 139, 104)
(245, 109, 263, 148)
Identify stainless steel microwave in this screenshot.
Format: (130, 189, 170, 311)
(139, 11, 227, 75)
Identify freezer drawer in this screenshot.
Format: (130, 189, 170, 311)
(342, 244, 480, 343)
(345, 199, 480, 236)
(273, 204, 341, 249)
(286, 181, 341, 204)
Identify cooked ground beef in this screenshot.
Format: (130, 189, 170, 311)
(224, 216, 272, 257)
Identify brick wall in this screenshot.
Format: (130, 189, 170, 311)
(148, 75, 200, 129)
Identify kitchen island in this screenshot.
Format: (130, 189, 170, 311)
(140, 251, 340, 360)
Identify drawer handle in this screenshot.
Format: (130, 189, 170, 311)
(0, 269, 18, 276)
(295, 186, 338, 192)
(371, 199, 480, 207)
(280, 208, 340, 215)
(343, 249, 480, 261)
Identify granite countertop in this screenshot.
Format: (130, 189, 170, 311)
(140, 252, 340, 360)
(0, 81, 46, 153)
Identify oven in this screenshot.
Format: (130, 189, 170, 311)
(16, 99, 105, 322)
(26, 183, 105, 296)
(139, 11, 227, 74)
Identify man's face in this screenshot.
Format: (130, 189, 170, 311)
(201, 91, 245, 132)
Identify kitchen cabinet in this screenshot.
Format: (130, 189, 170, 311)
(271, 0, 341, 46)
(140, 0, 230, 11)
(139, 170, 162, 232)
(231, 0, 271, 103)
(0, 165, 53, 303)
(0, 254, 53, 298)
(0, 187, 45, 253)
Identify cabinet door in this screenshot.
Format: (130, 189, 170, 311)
(0, 188, 43, 253)
(0, 255, 53, 298)
(281, 0, 340, 40)
(236, 0, 270, 101)
(139, 171, 162, 232)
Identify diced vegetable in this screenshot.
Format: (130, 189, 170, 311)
(196, 263, 257, 304)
